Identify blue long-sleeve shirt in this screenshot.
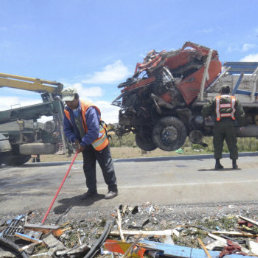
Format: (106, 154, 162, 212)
(63, 101, 101, 146)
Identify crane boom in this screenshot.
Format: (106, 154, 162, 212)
(0, 72, 73, 166)
(0, 72, 63, 95)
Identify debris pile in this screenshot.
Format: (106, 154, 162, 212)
(0, 203, 257, 257)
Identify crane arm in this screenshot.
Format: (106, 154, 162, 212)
(0, 72, 63, 95)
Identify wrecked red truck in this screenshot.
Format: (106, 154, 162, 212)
(112, 41, 258, 151)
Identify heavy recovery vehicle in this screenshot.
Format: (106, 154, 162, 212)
(0, 73, 72, 166)
(112, 41, 258, 151)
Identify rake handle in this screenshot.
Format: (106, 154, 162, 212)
(41, 151, 79, 224)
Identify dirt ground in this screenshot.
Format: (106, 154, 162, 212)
(36, 146, 204, 163)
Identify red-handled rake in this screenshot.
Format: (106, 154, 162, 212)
(41, 151, 79, 224)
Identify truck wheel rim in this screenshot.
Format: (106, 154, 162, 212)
(161, 126, 178, 144)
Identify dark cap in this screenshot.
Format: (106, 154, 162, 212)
(220, 86, 230, 94)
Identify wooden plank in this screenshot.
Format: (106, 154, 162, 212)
(15, 232, 42, 244)
(197, 238, 212, 258)
(24, 223, 60, 231)
(18, 241, 43, 252)
(238, 215, 258, 227)
(116, 208, 125, 242)
(24, 223, 61, 235)
(208, 233, 227, 244)
(211, 230, 258, 237)
(110, 229, 176, 237)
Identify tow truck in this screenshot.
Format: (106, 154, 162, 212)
(0, 73, 72, 166)
(112, 42, 258, 151)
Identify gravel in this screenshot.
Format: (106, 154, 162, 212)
(1, 201, 257, 257)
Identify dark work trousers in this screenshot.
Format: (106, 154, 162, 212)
(82, 144, 117, 193)
(213, 121, 238, 160)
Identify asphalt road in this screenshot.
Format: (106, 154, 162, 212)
(0, 153, 258, 221)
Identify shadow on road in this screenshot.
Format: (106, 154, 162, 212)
(22, 161, 83, 168)
(198, 168, 241, 172)
(54, 193, 105, 215)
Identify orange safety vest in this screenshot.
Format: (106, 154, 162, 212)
(64, 101, 109, 151)
(215, 95, 236, 121)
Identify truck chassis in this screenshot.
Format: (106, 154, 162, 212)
(112, 42, 258, 151)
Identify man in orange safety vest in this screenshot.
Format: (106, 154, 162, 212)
(202, 86, 245, 170)
(62, 88, 118, 199)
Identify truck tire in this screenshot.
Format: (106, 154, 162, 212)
(4, 154, 31, 166)
(0, 133, 12, 152)
(135, 132, 157, 151)
(152, 116, 187, 151)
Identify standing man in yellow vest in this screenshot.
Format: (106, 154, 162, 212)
(202, 86, 245, 170)
(62, 88, 118, 199)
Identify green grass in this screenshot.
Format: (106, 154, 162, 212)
(109, 132, 258, 153)
(39, 134, 258, 162)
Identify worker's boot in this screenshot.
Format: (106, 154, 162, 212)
(215, 159, 224, 170)
(232, 159, 238, 169)
(80, 190, 98, 200)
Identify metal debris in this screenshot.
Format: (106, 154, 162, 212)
(0, 204, 257, 257)
(0, 215, 25, 239)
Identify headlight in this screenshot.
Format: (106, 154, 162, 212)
(44, 120, 56, 133)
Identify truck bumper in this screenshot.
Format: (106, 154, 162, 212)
(237, 125, 258, 137)
(19, 143, 57, 155)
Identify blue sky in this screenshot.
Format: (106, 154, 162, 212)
(0, 0, 258, 123)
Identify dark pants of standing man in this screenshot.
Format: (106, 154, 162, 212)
(82, 145, 117, 193)
(213, 121, 238, 160)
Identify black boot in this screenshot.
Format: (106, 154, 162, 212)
(232, 159, 238, 169)
(215, 159, 224, 170)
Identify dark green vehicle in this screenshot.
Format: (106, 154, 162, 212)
(0, 73, 72, 166)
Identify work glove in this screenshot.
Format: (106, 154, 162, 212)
(77, 144, 85, 153)
(205, 116, 213, 122)
(72, 139, 84, 153)
(72, 139, 79, 149)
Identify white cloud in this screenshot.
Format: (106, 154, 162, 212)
(65, 82, 103, 98)
(81, 87, 103, 98)
(0, 60, 129, 125)
(0, 96, 41, 111)
(240, 53, 258, 62)
(83, 60, 130, 84)
(62, 60, 131, 103)
(95, 100, 119, 124)
(62, 84, 119, 123)
(242, 43, 256, 52)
